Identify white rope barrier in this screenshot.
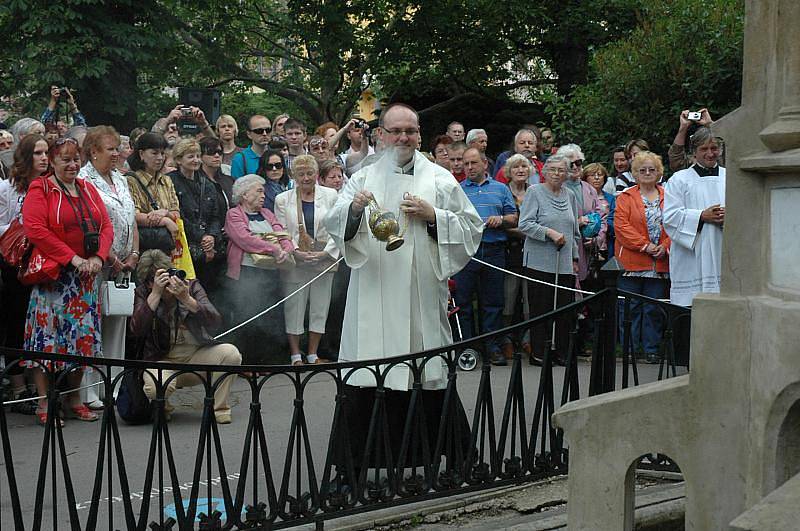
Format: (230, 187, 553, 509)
(470, 257, 596, 295)
(470, 256, 671, 302)
(213, 257, 344, 340)
(3, 381, 103, 406)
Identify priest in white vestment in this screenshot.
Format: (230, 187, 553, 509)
(663, 128, 726, 307)
(325, 104, 483, 391)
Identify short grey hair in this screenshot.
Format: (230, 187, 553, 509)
(556, 143, 585, 160)
(513, 128, 537, 145)
(466, 128, 487, 145)
(543, 154, 569, 174)
(689, 126, 720, 153)
(231, 174, 266, 205)
(10, 118, 44, 142)
(505, 153, 532, 176)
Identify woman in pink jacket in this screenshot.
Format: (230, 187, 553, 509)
(224, 174, 295, 363)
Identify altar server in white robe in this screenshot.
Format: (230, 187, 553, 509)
(663, 127, 726, 307)
(325, 104, 483, 391)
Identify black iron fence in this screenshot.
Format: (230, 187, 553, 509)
(0, 287, 689, 530)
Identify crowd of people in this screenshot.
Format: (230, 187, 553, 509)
(0, 88, 725, 425)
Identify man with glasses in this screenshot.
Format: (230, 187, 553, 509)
(231, 114, 272, 179)
(326, 103, 483, 480)
(327, 103, 483, 390)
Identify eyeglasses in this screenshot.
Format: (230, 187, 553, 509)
(570, 159, 584, 168)
(250, 127, 272, 135)
(265, 162, 284, 171)
(637, 167, 659, 174)
(309, 139, 328, 147)
(203, 149, 223, 156)
(383, 128, 419, 137)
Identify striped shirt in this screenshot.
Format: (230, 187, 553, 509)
(461, 176, 516, 243)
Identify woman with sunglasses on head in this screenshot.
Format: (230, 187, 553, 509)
(257, 148, 293, 212)
(0, 134, 49, 414)
(22, 137, 113, 426)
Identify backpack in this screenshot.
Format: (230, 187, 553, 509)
(116, 338, 153, 424)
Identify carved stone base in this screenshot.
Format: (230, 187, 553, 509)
(760, 106, 800, 152)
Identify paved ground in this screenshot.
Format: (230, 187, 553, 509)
(0, 359, 684, 529)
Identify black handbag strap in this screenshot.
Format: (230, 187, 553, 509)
(131, 172, 161, 211)
(53, 176, 98, 233)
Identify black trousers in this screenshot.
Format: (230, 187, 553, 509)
(525, 267, 576, 359)
(338, 385, 471, 471)
(1, 264, 32, 376)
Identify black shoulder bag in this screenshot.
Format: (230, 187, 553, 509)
(131, 172, 175, 253)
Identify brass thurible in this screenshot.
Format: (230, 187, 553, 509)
(367, 197, 406, 251)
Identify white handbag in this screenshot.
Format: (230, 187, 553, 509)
(101, 272, 135, 316)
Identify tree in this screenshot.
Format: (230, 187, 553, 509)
(547, 0, 744, 164)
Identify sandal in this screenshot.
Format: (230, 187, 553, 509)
(67, 404, 98, 422)
(36, 410, 65, 428)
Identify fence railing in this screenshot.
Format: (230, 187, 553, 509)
(0, 287, 689, 530)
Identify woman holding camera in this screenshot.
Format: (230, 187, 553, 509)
(22, 138, 113, 425)
(131, 250, 241, 424)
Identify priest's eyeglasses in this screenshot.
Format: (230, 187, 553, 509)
(382, 128, 419, 138)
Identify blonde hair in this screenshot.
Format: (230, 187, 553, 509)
(630, 151, 664, 177)
(582, 162, 608, 181)
(216, 114, 238, 135)
(291, 154, 318, 175)
(172, 137, 201, 162)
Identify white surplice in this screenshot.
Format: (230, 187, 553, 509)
(663, 166, 726, 306)
(324, 151, 483, 390)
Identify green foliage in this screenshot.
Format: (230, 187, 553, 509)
(547, 0, 744, 164)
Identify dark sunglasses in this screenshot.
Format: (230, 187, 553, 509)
(250, 127, 272, 135)
(571, 159, 584, 168)
(265, 162, 284, 170)
(203, 149, 223, 156)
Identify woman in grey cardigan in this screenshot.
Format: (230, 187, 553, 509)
(518, 154, 581, 366)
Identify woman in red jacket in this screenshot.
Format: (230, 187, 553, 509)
(614, 151, 671, 364)
(22, 137, 113, 425)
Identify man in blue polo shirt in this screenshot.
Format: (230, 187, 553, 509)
(454, 147, 518, 365)
(231, 114, 272, 178)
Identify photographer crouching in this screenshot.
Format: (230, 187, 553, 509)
(131, 250, 241, 424)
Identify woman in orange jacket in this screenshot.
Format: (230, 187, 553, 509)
(614, 151, 671, 364)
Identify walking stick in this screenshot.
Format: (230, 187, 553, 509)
(550, 246, 562, 352)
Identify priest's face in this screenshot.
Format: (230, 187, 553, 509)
(694, 139, 721, 167)
(380, 107, 419, 164)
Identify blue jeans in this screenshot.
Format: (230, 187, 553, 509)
(617, 276, 668, 355)
(454, 242, 506, 354)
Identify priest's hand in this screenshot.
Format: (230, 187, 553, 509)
(351, 190, 375, 216)
(700, 204, 725, 225)
(400, 195, 435, 223)
(294, 249, 319, 263)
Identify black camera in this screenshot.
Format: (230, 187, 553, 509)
(353, 119, 365, 129)
(83, 231, 100, 255)
(167, 268, 187, 280)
